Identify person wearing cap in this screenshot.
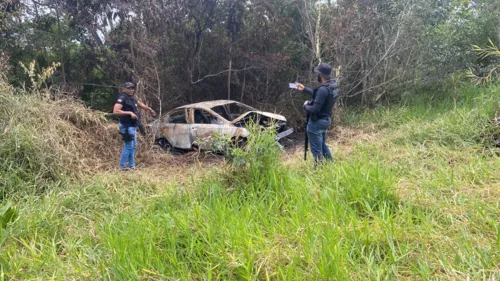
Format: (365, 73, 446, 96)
(113, 82, 156, 170)
(296, 63, 339, 165)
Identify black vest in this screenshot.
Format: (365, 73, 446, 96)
(312, 80, 339, 120)
(118, 93, 139, 127)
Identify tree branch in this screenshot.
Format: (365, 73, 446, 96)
(191, 66, 258, 84)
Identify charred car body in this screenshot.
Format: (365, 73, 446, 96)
(148, 100, 294, 151)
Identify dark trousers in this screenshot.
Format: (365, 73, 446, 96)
(307, 117, 333, 164)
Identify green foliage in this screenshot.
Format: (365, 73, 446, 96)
(1, 83, 499, 280)
(0, 201, 17, 230)
(96, 157, 400, 280)
(473, 39, 500, 60)
(1, 0, 498, 112)
(343, 83, 500, 148)
(0, 201, 17, 276)
(19, 60, 61, 91)
(467, 39, 500, 87)
(81, 88, 116, 112)
(2, 0, 500, 277)
(197, 121, 285, 191)
(327, 159, 398, 217)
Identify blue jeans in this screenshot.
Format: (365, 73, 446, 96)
(119, 123, 137, 169)
(307, 117, 333, 163)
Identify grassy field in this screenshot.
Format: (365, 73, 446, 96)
(1, 83, 499, 280)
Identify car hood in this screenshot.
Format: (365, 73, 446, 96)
(231, 111, 287, 123)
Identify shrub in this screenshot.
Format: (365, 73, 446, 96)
(200, 122, 285, 192)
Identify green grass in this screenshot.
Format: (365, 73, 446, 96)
(1, 84, 500, 280)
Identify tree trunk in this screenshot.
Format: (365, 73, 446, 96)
(227, 44, 232, 100)
(315, 4, 322, 64)
(240, 63, 247, 102)
(265, 67, 269, 98)
(360, 56, 366, 106)
(55, 1, 66, 85)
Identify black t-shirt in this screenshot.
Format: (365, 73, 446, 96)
(115, 93, 138, 127)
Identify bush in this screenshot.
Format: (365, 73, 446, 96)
(200, 122, 286, 192)
(0, 78, 118, 199)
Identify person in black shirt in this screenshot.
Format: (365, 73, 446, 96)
(296, 63, 339, 165)
(113, 82, 156, 170)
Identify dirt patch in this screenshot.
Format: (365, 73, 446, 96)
(81, 109, 382, 181)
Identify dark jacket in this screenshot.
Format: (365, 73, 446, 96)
(115, 93, 139, 127)
(303, 80, 339, 120)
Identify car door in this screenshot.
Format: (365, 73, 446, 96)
(161, 108, 192, 149)
(189, 108, 231, 149)
(189, 108, 250, 149)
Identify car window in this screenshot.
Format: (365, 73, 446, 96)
(227, 103, 253, 115)
(168, 109, 187, 123)
(193, 109, 209, 124)
(211, 105, 231, 121)
(193, 109, 222, 125)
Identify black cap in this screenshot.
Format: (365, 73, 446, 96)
(314, 63, 332, 79)
(122, 82, 136, 89)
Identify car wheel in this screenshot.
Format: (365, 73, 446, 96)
(278, 136, 294, 148)
(156, 137, 172, 152)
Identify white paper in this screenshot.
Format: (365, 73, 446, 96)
(289, 83, 298, 89)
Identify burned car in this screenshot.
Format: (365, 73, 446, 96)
(148, 100, 294, 151)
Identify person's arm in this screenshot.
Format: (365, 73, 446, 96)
(302, 87, 313, 96)
(296, 83, 313, 96)
(113, 103, 137, 119)
(304, 87, 328, 113)
(137, 101, 156, 116)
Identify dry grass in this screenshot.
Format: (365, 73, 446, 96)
(0, 78, 179, 180)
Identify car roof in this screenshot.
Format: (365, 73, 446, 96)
(176, 100, 245, 110)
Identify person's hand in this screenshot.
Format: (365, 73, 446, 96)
(304, 100, 309, 106)
(130, 112, 138, 119)
(149, 108, 157, 117)
(297, 83, 305, 91)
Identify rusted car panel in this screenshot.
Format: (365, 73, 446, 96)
(177, 100, 253, 111)
(159, 124, 191, 149)
(149, 100, 293, 151)
(232, 111, 286, 123)
(154, 123, 249, 150)
(191, 124, 249, 149)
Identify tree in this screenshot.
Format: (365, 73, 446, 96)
(0, 0, 497, 116)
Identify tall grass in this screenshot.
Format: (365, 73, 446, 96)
(1, 83, 499, 280)
(0, 77, 169, 200)
(218, 123, 287, 194)
(342, 84, 499, 148)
